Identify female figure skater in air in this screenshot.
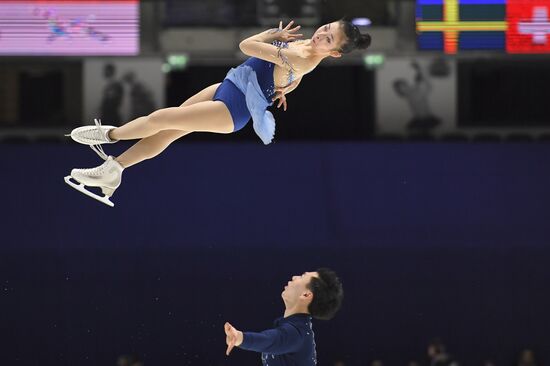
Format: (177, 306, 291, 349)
(65, 20, 371, 206)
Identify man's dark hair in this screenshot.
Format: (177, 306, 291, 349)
(307, 268, 344, 320)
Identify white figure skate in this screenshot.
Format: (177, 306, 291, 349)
(67, 118, 117, 159)
(64, 156, 124, 207)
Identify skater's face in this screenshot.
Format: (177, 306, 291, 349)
(281, 271, 319, 306)
(311, 22, 344, 57)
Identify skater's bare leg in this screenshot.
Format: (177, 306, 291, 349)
(115, 83, 222, 168)
(109, 101, 233, 140)
(66, 83, 226, 205)
(115, 129, 190, 168)
(109, 81, 230, 141)
(176, 83, 221, 108)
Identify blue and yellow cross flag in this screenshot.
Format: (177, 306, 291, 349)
(417, 0, 507, 53)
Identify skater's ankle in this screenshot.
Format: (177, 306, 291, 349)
(113, 157, 126, 169)
(108, 128, 120, 142)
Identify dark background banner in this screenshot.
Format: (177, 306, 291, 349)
(1, 143, 549, 365)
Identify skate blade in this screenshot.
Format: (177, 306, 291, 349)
(64, 175, 115, 207)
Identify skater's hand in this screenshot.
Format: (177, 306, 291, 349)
(275, 78, 299, 95)
(272, 91, 288, 111)
(269, 20, 303, 43)
(224, 322, 243, 356)
(272, 77, 301, 111)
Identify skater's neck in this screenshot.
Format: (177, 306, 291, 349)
(283, 305, 310, 318)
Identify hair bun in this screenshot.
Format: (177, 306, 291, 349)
(339, 20, 372, 53)
(355, 33, 372, 50)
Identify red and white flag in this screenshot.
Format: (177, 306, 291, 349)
(507, 0, 550, 53)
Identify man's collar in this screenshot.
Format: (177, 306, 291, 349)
(275, 313, 312, 325)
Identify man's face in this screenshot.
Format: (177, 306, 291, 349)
(281, 271, 319, 306)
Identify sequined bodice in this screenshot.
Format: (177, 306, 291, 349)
(271, 40, 297, 86)
(237, 41, 298, 101)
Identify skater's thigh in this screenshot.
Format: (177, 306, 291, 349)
(154, 83, 221, 142)
(179, 83, 222, 107)
(151, 101, 234, 133)
(146, 128, 190, 145)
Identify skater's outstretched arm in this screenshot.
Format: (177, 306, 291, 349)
(224, 322, 303, 356)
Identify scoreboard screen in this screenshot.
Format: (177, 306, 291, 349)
(417, 0, 550, 53)
(0, 0, 139, 56)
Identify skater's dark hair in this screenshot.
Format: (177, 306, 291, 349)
(338, 20, 371, 54)
(307, 268, 343, 320)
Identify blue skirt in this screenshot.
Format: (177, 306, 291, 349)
(213, 79, 251, 132)
(214, 58, 277, 144)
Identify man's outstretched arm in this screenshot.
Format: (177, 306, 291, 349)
(225, 322, 303, 356)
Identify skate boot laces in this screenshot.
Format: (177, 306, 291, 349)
(89, 119, 109, 160)
(77, 119, 109, 142)
(78, 158, 111, 176)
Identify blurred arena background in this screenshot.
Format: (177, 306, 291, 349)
(1, 1, 549, 366)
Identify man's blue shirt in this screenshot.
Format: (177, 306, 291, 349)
(239, 314, 317, 366)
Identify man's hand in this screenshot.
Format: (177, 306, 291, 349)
(224, 322, 243, 356)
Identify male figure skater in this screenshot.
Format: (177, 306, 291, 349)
(225, 268, 343, 366)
